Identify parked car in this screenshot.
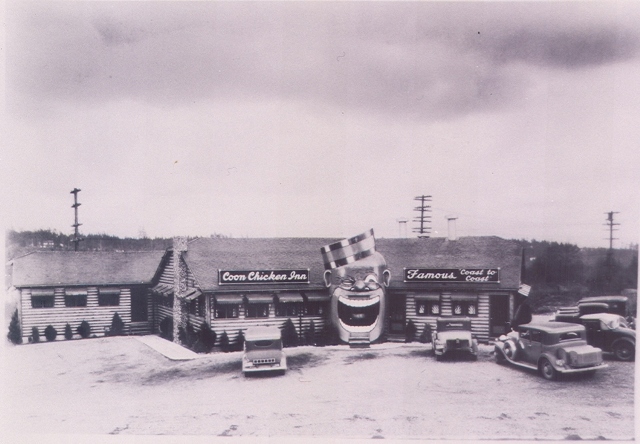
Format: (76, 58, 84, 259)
(242, 326, 287, 375)
(555, 295, 631, 323)
(579, 313, 635, 361)
(432, 317, 478, 361)
(495, 321, 607, 380)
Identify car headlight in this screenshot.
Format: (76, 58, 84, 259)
(555, 359, 565, 367)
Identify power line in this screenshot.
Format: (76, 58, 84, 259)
(413, 195, 432, 238)
(604, 211, 620, 250)
(70, 188, 84, 251)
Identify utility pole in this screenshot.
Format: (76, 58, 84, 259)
(413, 195, 432, 238)
(70, 188, 83, 251)
(604, 211, 620, 250)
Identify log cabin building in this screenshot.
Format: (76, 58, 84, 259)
(9, 234, 523, 347)
(10, 251, 163, 342)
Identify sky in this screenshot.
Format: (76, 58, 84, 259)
(2, 1, 640, 248)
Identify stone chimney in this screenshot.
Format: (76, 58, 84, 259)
(446, 215, 458, 241)
(172, 237, 188, 344)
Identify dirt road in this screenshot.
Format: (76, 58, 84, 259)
(2, 336, 635, 440)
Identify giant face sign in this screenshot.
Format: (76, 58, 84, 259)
(321, 230, 390, 344)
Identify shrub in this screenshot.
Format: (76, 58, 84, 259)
(319, 322, 340, 346)
(418, 323, 432, 343)
(64, 323, 73, 340)
(109, 312, 125, 336)
(31, 326, 40, 343)
(405, 319, 417, 343)
(219, 331, 230, 352)
(282, 318, 299, 348)
(197, 322, 216, 353)
(305, 320, 317, 346)
(159, 316, 173, 341)
(44, 325, 57, 341)
(234, 329, 245, 352)
(77, 320, 91, 339)
(7, 309, 22, 345)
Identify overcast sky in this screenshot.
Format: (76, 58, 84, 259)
(2, 1, 639, 248)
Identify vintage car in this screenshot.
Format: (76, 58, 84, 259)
(579, 313, 635, 361)
(495, 321, 607, 380)
(555, 295, 630, 323)
(432, 317, 478, 361)
(242, 326, 287, 375)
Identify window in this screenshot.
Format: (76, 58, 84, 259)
(157, 294, 174, 308)
(276, 302, 300, 317)
(451, 295, 478, 317)
(530, 330, 543, 343)
(304, 301, 326, 316)
(65, 294, 87, 307)
(98, 290, 120, 306)
(215, 304, 239, 319)
(31, 295, 54, 308)
(452, 301, 478, 317)
(416, 301, 440, 316)
(246, 303, 269, 318)
(189, 295, 205, 317)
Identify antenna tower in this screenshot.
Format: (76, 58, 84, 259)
(70, 188, 84, 251)
(413, 195, 432, 238)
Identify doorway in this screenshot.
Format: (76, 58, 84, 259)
(489, 294, 510, 336)
(131, 288, 149, 322)
(388, 294, 406, 335)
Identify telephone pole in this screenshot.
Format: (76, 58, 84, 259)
(604, 211, 620, 250)
(70, 188, 83, 251)
(413, 195, 432, 238)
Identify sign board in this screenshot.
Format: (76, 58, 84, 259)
(219, 269, 310, 285)
(404, 268, 500, 283)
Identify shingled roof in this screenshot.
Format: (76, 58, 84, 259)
(181, 236, 522, 292)
(10, 251, 165, 287)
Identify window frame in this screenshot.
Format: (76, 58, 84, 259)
(64, 294, 87, 307)
(98, 292, 120, 307)
(214, 304, 239, 319)
(275, 302, 300, 317)
(416, 300, 441, 316)
(31, 295, 55, 308)
(245, 303, 270, 318)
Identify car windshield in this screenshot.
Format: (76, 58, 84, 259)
(558, 331, 582, 342)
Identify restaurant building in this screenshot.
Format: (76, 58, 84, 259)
(10, 251, 163, 342)
(8, 232, 523, 347)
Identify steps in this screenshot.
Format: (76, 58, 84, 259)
(348, 331, 371, 348)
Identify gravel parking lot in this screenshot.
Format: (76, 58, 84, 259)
(2, 335, 635, 440)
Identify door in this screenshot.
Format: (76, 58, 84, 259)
(520, 328, 543, 364)
(490, 294, 510, 336)
(388, 294, 406, 334)
(131, 288, 149, 322)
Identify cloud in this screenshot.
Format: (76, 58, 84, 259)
(7, 2, 640, 123)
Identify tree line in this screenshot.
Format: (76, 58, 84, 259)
(6, 229, 637, 313)
(518, 240, 637, 313)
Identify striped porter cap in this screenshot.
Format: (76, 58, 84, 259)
(320, 229, 376, 270)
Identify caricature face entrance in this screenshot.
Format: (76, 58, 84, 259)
(337, 294, 381, 329)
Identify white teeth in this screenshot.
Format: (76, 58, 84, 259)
(339, 319, 377, 333)
(338, 295, 380, 307)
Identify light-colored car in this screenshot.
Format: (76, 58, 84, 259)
(495, 321, 607, 380)
(432, 317, 478, 361)
(242, 326, 287, 375)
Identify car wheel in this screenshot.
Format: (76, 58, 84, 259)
(495, 348, 506, 364)
(503, 340, 519, 360)
(539, 358, 556, 381)
(613, 341, 635, 361)
(435, 353, 442, 362)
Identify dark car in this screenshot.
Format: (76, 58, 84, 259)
(579, 313, 635, 361)
(555, 295, 630, 323)
(495, 321, 607, 380)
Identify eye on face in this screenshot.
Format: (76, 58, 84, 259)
(338, 273, 380, 291)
